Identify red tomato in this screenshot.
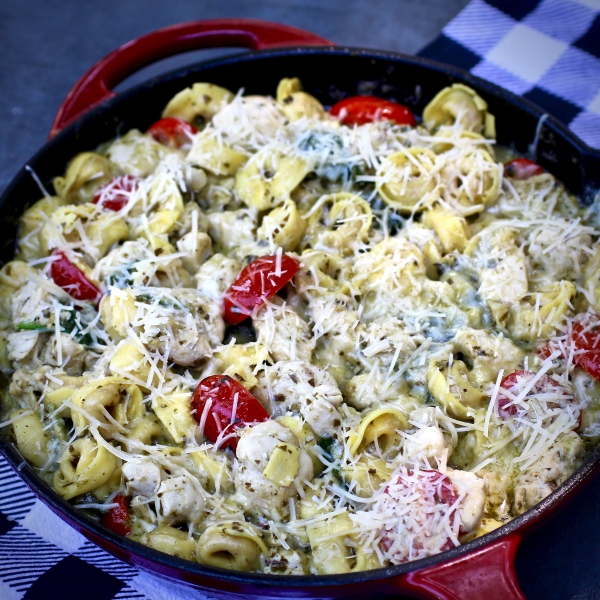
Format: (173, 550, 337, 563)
(329, 96, 416, 127)
(381, 470, 458, 554)
(92, 175, 139, 211)
(498, 370, 536, 418)
(147, 117, 197, 148)
(223, 254, 300, 326)
(570, 316, 600, 381)
(50, 251, 101, 302)
(498, 370, 580, 427)
(192, 374, 269, 452)
(101, 494, 131, 536)
(504, 158, 544, 180)
(384, 470, 457, 505)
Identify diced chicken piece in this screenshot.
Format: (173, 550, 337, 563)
(526, 221, 593, 281)
(308, 295, 361, 357)
(176, 231, 212, 273)
(481, 470, 512, 521)
(446, 468, 485, 532)
(344, 370, 401, 411)
(111, 287, 224, 367)
(264, 548, 308, 575)
(453, 327, 524, 387)
(122, 458, 163, 498)
(195, 254, 241, 301)
(9, 281, 49, 327)
(404, 426, 447, 463)
(254, 360, 343, 437)
(513, 431, 584, 515)
(157, 475, 205, 523)
(212, 96, 287, 146)
(7, 331, 39, 362)
(41, 333, 87, 375)
(254, 299, 315, 363)
(207, 209, 257, 252)
(478, 247, 528, 305)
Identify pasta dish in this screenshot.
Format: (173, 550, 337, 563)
(1, 78, 599, 575)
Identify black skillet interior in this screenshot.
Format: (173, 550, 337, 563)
(2, 45, 600, 591)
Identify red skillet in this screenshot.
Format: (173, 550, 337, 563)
(2, 18, 600, 600)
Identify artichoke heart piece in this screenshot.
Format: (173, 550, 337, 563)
(348, 407, 409, 455)
(262, 443, 301, 487)
(162, 82, 234, 127)
(423, 84, 496, 138)
(427, 358, 484, 420)
(152, 391, 195, 444)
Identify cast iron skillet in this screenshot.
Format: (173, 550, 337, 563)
(2, 18, 600, 600)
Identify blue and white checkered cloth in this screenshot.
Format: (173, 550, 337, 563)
(1, 1, 599, 599)
(419, 0, 600, 148)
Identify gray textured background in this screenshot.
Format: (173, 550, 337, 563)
(2, 1, 600, 599)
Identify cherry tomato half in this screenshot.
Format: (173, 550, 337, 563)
(223, 254, 301, 326)
(329, 96, 416, 127)
(381, 470, 457, 554)
(101, 494, 131, 536)
(92, 175, 139, 211)
(504, 158, 544, 180)
(50, 251, 101, 302)
(570, 316, 600, 381)
(498, 370, 580, 428)
(147, 117, 197, 149)
(192, 374, 269, 452)
(384, 470, 457, 506)
(498, 370, 537, 418)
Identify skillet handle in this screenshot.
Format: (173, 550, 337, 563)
(49, 18, 332, 137)
(398, 535, 526, 600)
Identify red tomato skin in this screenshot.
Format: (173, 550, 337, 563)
(504, 158, 544, 180)
(423, 470, 458, 506)
(192, 374, 269, 451)
(92, 175, 139, 211)
(147, 117, 197, 148)
(329, 96, 416, 127)
(381, 470, 457, 553)
(102, 494, 131, 536)
(498, 370, 533, 418)
(223, 254, 301, 326)
(50, 251, 101, 302)
(571, 318, 600, 381)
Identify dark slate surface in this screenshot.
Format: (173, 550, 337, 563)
(2, 1, 600, 599)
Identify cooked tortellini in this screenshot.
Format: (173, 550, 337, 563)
(2, 77, 597, 579)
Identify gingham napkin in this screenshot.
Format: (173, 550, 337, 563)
(1, 1, 600, 599)
(419, 0, 600, 148)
